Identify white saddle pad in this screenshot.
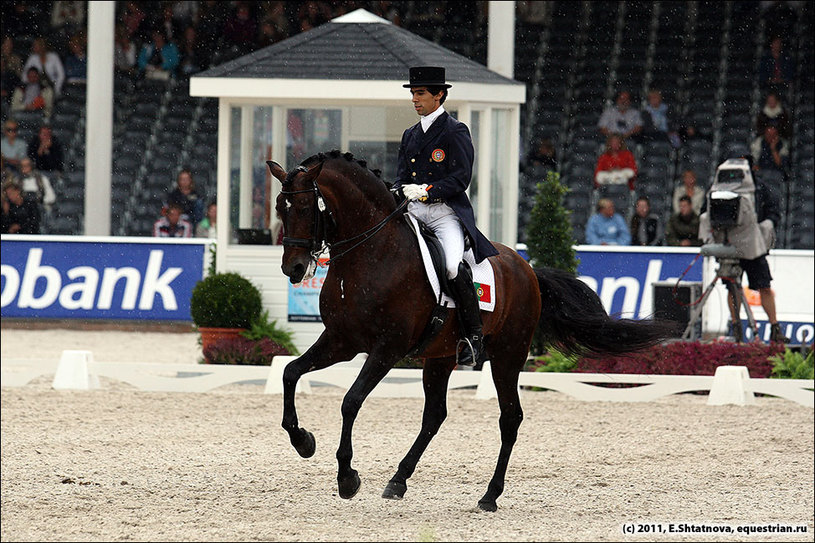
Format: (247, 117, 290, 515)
(405, 214, 496, 312)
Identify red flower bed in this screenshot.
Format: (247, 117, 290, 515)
(202, 336, 292, 365)
(575, 340, 786, 378)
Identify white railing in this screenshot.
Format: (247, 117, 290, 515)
(1, 352, 812, 408)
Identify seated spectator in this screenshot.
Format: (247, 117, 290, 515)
(751, 125, 790, 175)
(585, 198, 631, 246)
(672, 170, 705, 215)
(22, 37, 65, 97)
(758, 36, 794, 96)
(178, 25, 206, 76)
(597, 90, 643, 142)
(153, 201, 192, 237)
(50, 1, 86, 39)
(594, 134, 638, 190)
(526, 137, 558, 172)
(1, 36, 23, 104)
(18, 157, 56, 215)
(755, 91, 791, 139)
(166, 168, 204, 225)
(27, 122, 64, 175)
(196, 200, 217, 238)
(63, 33, 87, 85)
(137, 30, 180, 80)
(1, 179, 40, 234)
(666, 195, 702, 247)
(1, 119, 29, 175)
(121, 1, 149, 43)
(641, 89, 682, 148)
(114, 24, 137, 76)
(630, 196, 663, 246)
(11, 67, 55, 118)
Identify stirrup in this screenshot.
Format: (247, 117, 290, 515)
(456, 336, 480, 366)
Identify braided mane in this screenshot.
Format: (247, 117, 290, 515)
(299, 150, 384, 181)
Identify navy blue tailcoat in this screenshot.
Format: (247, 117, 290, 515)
(394, 111, 499, 263)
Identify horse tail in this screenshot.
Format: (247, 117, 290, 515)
(534, 267, 679, 357)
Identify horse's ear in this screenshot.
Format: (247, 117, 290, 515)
(304, 160, 324, 180)
(266, 160, 287, 182)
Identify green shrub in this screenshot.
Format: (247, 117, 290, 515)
(241, 310, 299, 356)
(770, 348, 814, 379)
(525, 350, 580, 373)
(190, 272, 263, 329)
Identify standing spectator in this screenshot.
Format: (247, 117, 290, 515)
(27, 123, 64, 175)
(1, 36, 23, 104)
(22, 37, 65, 96)
(196, 200, 217, 238)
(11, 67, 55, 118)
(50, 1, 86, 39)
(166, 168, 204, 225)
(758, 36, 794, 96)
(137, 30, 180, 81)
(18, 157, 56, 215)
(672, 170, 705, 215)
(1, 119, 28, 175)
(597, 90, 643, 141)
(258, 1, 290, 47)
(223, 2, 259, 55)
(630, 196, 663, 246)
(153, 201, 192, 238)
(1, 179, 40, 234)
(63, 33, 87, 85)
(585, 198, 631, 246)
(751, 125, 790, 175)
(114, 24, 138, 76)
(641, 88, 682, 148)
(755, 91, 791, 139)
(666, 195, 702, 247)
(594, 134, 638, 190)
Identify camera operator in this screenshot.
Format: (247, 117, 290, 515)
(699, 160, 789, 343)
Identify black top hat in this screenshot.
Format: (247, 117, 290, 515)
(403, 66, 452, 88)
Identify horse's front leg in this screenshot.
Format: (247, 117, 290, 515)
(335, 348, 402, 499)
(382, 357, 455, 500)
(281, 333, 357, 458)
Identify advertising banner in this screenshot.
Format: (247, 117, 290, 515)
(287, 259, 328, 322)
(1, 236, 209, 320)
(575, 246, 703, 320)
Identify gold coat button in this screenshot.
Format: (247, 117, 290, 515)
(411, 172, 416, 176)
(410, 158, 416, 163)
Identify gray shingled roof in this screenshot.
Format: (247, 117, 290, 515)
(195, 18, 521, 87)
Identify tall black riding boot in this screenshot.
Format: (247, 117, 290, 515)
(448, 261, 484, 366)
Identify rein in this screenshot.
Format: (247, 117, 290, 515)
(280, 169, 408, 266)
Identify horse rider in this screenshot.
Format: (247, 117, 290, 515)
(393, 66, 499, 366)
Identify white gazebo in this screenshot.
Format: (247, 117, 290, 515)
(189, 9, 525, 352)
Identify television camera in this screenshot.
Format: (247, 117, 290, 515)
(681, 159, 761, 340)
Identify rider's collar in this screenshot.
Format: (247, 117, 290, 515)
(421, 105, 445, 133)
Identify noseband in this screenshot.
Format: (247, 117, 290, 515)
(280, 165, 408, 266)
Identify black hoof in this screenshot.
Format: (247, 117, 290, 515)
(292, 429, 316, 458)
(478, 499, 498, 512)
(338, 470, 361, 499)
(381, 480, 407, 500)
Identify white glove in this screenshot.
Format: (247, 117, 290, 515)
(402, 184, 429, 201)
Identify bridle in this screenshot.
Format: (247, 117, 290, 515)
(280, 165, 408, 267)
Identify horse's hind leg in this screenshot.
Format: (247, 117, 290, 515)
(382, 357, 455, 500)
(281, 333, 356, 458)
(478, 344, 527, 512)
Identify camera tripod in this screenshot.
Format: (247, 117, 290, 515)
(682, 256, 760, 341)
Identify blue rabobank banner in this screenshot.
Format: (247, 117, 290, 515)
(575, 246, 703, 319)
(1, 236, 210, 320)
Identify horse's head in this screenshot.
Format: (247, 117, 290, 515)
(268, 159, 326, 284)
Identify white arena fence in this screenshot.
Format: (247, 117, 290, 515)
(1, 351, 812, 408)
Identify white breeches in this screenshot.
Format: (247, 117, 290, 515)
(408, 201, 464, 279)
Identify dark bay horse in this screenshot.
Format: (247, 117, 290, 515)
(267, 150, 676, 512)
